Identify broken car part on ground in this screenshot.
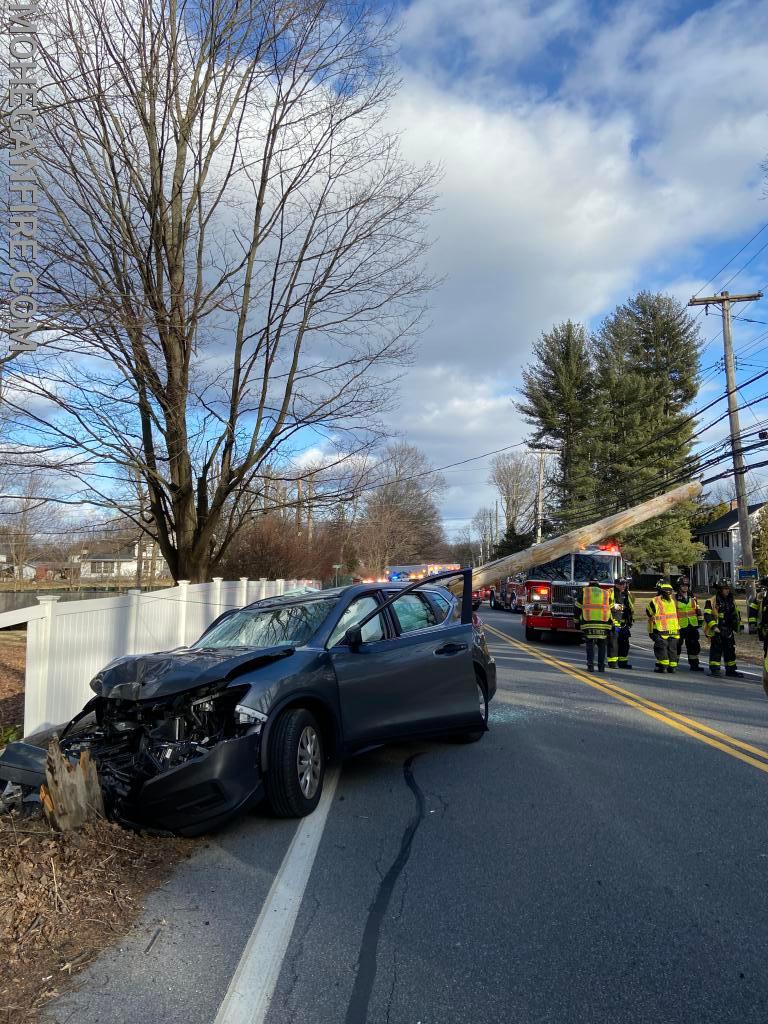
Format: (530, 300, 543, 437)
(0, 571, 495, 835)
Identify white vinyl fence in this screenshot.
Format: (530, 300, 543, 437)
(0, 577, 319, 737)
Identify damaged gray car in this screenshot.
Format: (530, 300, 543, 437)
(0, 570, 495, 835)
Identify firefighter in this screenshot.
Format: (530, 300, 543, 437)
(646, 580, 680, 674)
(674, 576, 704, 672)
(575, 578, 615, 673)
(747, 577, 768, 656)
(607, 577, 634, 669)
(703, 579, 743, 677)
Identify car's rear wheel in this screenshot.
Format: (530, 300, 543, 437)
(266, 708, 325, 818)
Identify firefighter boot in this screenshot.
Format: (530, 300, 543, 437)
(725, 667, 744, 678)
(666, 666, 675, 674)
(689, 659, 704, 672)
(654, 666, 666, 674)
(709, 666, 721, 676)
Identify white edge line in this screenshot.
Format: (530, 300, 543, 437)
(214, 768, 341, 1024)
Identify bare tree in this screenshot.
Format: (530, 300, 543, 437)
(355, 443, 445, 574)
(471, 506, 496, 564)
(0, 471, 60, 580)
(488, 451, 536, 533)
(3, 0, 438, 581)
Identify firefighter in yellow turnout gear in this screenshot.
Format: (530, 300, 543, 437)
(646, 580, 680, 674)
(704, 579, 743, 677)
(575, 578, 618, 673)
(674, 576, 705, 672)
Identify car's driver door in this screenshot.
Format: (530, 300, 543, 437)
(329, 592, 481, 749)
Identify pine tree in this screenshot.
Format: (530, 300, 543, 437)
(517, 321, 596, 528)
(594, 292, 702, 569)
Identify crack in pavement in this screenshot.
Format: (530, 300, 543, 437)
(343, 754, 427, 1024)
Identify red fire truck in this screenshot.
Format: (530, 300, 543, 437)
(491, 544, 625, 642)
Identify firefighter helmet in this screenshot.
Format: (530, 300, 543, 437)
(717, 578, 732, 590)
(656, 579, 673, 594)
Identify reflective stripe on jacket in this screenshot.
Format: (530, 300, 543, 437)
(676, 596, 702, 630)
(703, 595, 741, 638)
(646, 595, 679, 637)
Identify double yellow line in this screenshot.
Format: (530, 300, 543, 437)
(486, 623, 768, 776)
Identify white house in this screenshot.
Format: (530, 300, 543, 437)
(691, 501, 765, 591)
(71, 539, 169, 581)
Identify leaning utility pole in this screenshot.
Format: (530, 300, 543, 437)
(689, 289, 763, 601)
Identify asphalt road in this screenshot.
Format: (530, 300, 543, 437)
(45, 609, 768, 1024)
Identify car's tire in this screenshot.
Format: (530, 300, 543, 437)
(452, 678, 488, 744)
(525, 625, 539, 642)
(489, 594, 496, 609)
(266, 708, 325, 818)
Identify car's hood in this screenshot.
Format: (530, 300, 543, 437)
(90, 646, 296, 701)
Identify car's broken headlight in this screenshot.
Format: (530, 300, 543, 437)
(234, 705, 268, 728)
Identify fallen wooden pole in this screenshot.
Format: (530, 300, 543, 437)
(451, 480, 702, 593)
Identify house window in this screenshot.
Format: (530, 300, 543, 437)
(723, 533, 729, 547)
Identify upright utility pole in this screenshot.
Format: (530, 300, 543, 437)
(689, 290, 763, 601)
(530, 449, 553, 544)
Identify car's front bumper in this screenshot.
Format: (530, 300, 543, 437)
(0, 731, 264, 837)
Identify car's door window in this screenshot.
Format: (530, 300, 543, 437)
(429, 592, 453, 622)
(328, 596, 385, 647)
(391, 593, 438, 634)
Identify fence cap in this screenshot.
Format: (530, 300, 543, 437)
(36, 595, 61, 604)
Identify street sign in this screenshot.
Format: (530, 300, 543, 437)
(737, 568, 758, 580)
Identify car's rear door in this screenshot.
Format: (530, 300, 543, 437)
(330, 591, 482, 748)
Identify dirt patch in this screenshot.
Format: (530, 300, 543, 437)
(0, 629, 26, 731)
(0, 810, 197, 1021)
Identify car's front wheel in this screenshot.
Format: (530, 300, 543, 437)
(266, 708, 325, 818)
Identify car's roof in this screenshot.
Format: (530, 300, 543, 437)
(243, 581, 454, 611)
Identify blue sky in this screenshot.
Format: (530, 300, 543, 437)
(366, 0, 768, 533)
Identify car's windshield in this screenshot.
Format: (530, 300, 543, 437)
(526, 555, 571, 581)
(573, 553, 614, 583)
(193, 600, 336, 650)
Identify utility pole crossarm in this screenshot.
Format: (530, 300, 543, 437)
(689, 292, 763, 306)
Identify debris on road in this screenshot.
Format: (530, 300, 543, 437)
(0, 807, 195, 1021)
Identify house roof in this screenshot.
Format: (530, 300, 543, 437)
(693, 502, 765, 535)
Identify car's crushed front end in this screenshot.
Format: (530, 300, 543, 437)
(0, 646, 293, 835)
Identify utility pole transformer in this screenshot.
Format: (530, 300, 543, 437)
(689, 290, 763, 601)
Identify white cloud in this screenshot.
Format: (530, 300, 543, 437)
(381, 0, 768, 531)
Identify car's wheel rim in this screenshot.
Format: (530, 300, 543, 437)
(477, 683, 487, 725)
(297, 725, 322, 799)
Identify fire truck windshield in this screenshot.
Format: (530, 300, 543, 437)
(573, 552, 614, 582)
(526, 555, 571, 581)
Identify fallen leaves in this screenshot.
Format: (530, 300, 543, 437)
(0, 809, 196, 1021)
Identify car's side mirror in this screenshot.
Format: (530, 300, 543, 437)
(344, 625, 363, 651)
(472, 599, 481, 611)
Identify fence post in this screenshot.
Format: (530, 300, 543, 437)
(276, 578, 285, 596)
(127, 589, 142, 653)
(259, 577, 267, 600)
(239, 577, 249, 607)
(26, 596, 60, 735)
(212, 576, 223, 615)
(177, 580, 190, 646)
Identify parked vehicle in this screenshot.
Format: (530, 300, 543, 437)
(472, 584, 491, 604)
(0, 571, 495, 835)
(511, 545, 624, 641)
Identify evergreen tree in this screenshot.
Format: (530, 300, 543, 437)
(517, 321, 596, 528)
(753, 508, 768, 576)
(493, 525, 535, 558)
(594, 292, 702, 568)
